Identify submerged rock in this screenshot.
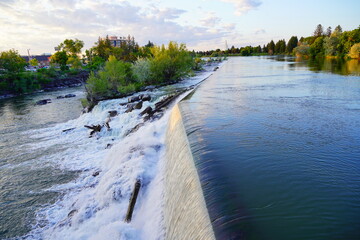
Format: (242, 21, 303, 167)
(36, 99, 51, 105)
(140, 106, 153, 116)
(141, 94, 151, 102)
(134, 101, 143, 110)
(108, 110, 118, 117)
(128, 95, 140, 103)
(65, 94, 76, 98)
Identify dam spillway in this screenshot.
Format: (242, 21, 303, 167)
(164, 104, 215, 240)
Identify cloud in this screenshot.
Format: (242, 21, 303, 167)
(220, 0, 262, 15)
(254, 29, 266, 34)
(200, 12, 221, 27)
(0, 0, 231, 54)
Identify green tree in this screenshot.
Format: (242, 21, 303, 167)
(323, 36, 339, 56)
(51, 50, 68, 71)
(149, 41, 193, 84)
(333, 25, 343, 37)
(275, 39, 286, 53)
(58, 39, 84, 56)
(67, 56, 82, 69)
(314, 24, 324, 37)
(92, 36, 113, 60)
(294, 44, 310, 57)
(29, 58, 39, 67)
(267, 40, 275, 55)
(0, 49, 27, 73)
(86, 56, 134, 99)
(349, 43, 360, 59)
(286, 36, 298, 54)
(310, 36, 325, 57)
(325, 26, 332, 37)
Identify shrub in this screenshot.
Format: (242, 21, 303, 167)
(349, 43, 360, 59)
(149, 41, 193, 84)
(85, 56, 134, 99)
(132, 58, 151, 83)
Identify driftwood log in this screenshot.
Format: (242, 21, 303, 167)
(84, 124, 102, 136)
(124, 180, 141, 223)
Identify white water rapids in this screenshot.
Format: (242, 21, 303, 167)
(16, 63, 222, 240)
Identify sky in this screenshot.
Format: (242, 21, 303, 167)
(0, 0, 359, 55)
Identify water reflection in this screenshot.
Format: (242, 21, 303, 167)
(272, 55, 360, 76)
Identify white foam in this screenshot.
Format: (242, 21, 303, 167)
(21, 63, 220, 240)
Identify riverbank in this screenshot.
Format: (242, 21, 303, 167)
(0, 70, 89, 100)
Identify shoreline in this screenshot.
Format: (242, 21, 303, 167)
(0, 71, 89, 100)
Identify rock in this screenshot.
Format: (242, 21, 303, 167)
(125, 123, 144, 136)
(65, 94, 76, 98)
(134, 101, 143, 110)
(140, 106, 153, 116)
(144, 85, 156, 91)
(141, 94, 151, 102)
(57, 95, 65, 99)
(108, 110, 118, 117)
(36, 99, 51, 105)
(128, 95, 140, 103)
(125, 104, 135, 113)
(105, 117, 111, 130)
(68, 209, 78, 218)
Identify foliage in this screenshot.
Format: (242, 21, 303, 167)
(286, 36, 298, 53)
(149, 42, 193, 84)
(51, 51, 68, 70)
(310, 37, 325, 57)
(0, 49, 27, 73)
(58, 39, 84, 56)
(86, 56, 105, 71)
(192, 57, 203, 71)
(323, 36, 339, 56)
(294, 44, 310, 57)
(86, 56, 134, 99)
(132, 58, 151, 83)
(29, 58, 39, 67)
(67, 56, 82, 69)
(274, 39, 286, 54)
(314, 24, 324, 37)
(267, 40, 275, 55)
(349, 43, 360, 59)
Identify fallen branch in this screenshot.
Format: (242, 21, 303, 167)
(124, 180, 141, 223)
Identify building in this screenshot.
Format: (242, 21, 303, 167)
(106, 36, 127, 47)
(22, 54, 51, 66)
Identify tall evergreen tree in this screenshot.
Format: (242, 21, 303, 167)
(267, 40, 275, 55)
(286, 36, 298, 53)
(325, 26, 332, 37)
(314, 24, 324, 37)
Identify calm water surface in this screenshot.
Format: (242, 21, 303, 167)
(180, 56, 360, 239)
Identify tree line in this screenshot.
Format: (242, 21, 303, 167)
(197, 25, 360, 59)
(0, 36, 213, 105)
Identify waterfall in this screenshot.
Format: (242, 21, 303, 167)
(164, 104, 215, 240)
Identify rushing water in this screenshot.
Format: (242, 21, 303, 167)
(0, 64, 218, 239)
(0, 87, 84, 238)
(178, 56, 360, 240)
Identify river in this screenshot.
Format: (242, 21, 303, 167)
(1, 56, 360, 239)
(178, 56, 360, 239)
